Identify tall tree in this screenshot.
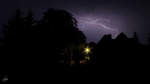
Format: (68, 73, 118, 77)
(23, 10, 36, 45)
(4, 9, 25, 46)
(37, 8, 86, 64)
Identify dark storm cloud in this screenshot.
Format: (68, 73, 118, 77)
(0, 0, 150, 44)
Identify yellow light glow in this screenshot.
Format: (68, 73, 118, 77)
(84, 47, 91, 54)
(85, 56, 90, 60)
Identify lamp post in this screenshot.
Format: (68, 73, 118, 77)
(80, 46, 92, 64)
(84, 47, 91, 61)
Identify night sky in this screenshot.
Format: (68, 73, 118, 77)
(0, 0, 150, 44)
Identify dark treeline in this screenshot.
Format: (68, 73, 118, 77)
(0, 8, 150, 82)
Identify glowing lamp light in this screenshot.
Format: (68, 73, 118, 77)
(84, 47, 91, 54)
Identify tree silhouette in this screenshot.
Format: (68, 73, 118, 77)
(4, 9, 24, 46)
(2, 8, 150, 77)
(3, 8, 86, 70)
(24, 10, 35, 36)
(35, 8, 86, 65)
(38, 8, 86, 45)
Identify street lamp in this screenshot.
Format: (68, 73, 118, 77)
(84, 47, 91, 54)
(83, 46, 91, 62)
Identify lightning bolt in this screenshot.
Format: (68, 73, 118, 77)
(77, 16, 118, 32)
